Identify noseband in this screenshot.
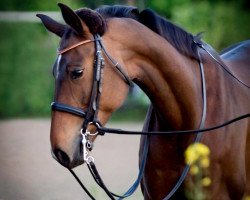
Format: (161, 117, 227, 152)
(51, 34, 250, 200)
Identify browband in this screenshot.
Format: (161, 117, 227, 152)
(57, 39, 94, 55)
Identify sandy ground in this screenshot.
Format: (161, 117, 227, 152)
(0, 119, 144, 200)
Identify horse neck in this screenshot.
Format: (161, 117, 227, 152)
(108, 18, 250, 128)
(104, 18, 239, 130)
(105, 19, 204, 131)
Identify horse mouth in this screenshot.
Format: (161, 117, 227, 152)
(51, 147, 85, 169)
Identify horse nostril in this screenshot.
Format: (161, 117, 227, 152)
(54, 149, 70, 168)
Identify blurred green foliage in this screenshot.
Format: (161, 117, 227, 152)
(0, 0, 143, 10)
(171, 1, 250, 50)
(0, 0, 82, 11)
(0, 23, 57, 118)
(0, 0, 249, 119)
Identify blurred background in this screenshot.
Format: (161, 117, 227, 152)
(0, 0, 249, 120)
(0, 1, 249, 200)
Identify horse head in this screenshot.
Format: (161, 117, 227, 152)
(37, 3, 133, 168)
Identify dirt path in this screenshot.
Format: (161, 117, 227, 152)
(0, 119, 144, 200)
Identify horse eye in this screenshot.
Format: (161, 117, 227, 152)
(70, 69, 83, 79)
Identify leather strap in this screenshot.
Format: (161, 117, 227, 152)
(97, 35, 133, 86)
(57, 39, 94, 55)
(68, 169, 95, 200)
(98, 114, 249, 135)
(162, 45, 207, 200)
(81, 35, 105, 132)
(51, 102, 86, 118)
(193, 37, 250, 88)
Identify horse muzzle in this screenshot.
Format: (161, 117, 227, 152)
(51, 138, 85, 169)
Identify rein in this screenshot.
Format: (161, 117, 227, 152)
(52, 34, 250, 200)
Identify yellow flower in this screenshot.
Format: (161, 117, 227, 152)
(245, 197, 250, 200)
(201, 177, 211, 187)
(185, 143, 210, 165)
(200, 157, 210, 168)
(185, 148, 199, 165)
(197, 143, 210, 157)
(190, 165, 199, 175)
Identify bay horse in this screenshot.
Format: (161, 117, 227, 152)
(37, 3, 250, 200)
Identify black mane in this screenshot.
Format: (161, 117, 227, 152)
(96, 6, 200, 60)
(139, 9, 199, 60)
(96, 5, 139, 20)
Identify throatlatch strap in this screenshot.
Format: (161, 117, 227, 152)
(97, 35, 133, 86)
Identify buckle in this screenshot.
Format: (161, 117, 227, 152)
(81, 129, 95, 164)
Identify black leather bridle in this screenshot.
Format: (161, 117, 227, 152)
(51, 34, 250, 200)
(52, 34, 132, 133)
(51, 34, 139, 200)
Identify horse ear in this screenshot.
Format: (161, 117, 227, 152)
(75, 8, 106, 36)
(36, 14, 66, 37)
(58, 3, 85, 35)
